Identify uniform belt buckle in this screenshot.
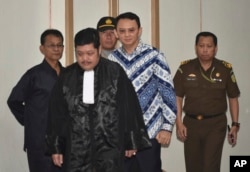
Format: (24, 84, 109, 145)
(196, 115, 203, 120)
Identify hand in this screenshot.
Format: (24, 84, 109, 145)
(125, 149, 137, 158)
(176, 121, 187, 142)
(228, 125, 238, 146)
(52, 154, 63, 167)
(156, 130, 171, 145)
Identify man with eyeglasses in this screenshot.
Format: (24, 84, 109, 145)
(97, 16, 118, 58)
(7, 29, 64, 172)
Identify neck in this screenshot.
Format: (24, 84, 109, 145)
(101, 49, 112, 58)
(199, 60, 212, 71)
(123, 40, 139, 55)
(45, 58, 60, 75)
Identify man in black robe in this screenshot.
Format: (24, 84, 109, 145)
(46, 28, 151, 172)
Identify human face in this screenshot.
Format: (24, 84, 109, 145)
(115, 19, 142, 53)
(75, 43, 100, 71)
(40, 35, 64, 62)
(99, 29, 117, 50)
(195, 36, 217, 62)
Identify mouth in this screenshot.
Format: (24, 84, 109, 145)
(81, 61, 92, 66)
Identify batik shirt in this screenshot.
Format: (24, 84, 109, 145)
(108, 40, 177, 138)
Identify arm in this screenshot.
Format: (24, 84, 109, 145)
(46, 78, 68, 165)
(7, 94, 25, 125)
(118, 69, 151, 154)
(7, 72, 31, 125)
(155, 53, 177, 145)
(227, 97, 239, 146)
(175, 96, 187, 142)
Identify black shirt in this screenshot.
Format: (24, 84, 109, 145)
(7, 59, 64, 150)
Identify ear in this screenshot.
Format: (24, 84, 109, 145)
(194, 45, 198, 55)
(39, 45, 45, 55)
(114, 30, 118, 39)
(98, 46, 102, 55)
(138, 27, 142, 38)
(215, 46, 218, 54)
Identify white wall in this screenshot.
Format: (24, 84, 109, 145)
(0, 0, 65, 171)
(1, 0, 249, 171)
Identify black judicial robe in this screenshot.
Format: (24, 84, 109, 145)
(46, 58, 151, 172)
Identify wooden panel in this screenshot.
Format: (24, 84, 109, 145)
(65, 0, 74, 66)
(151, 0, 159, 49)
(109, 0, 119, 17)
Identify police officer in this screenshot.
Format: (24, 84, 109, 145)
(96, 16, 117, 58)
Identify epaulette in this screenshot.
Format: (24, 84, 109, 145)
(180, 59, 191, 65)
(221, 60, 232, 69)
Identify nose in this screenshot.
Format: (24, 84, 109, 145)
(54, 46, 60, 50)
(104, 31, 113, 37)
(202, 46, 208, 52)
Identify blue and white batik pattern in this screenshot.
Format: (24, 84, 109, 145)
(108, 40, 177, 138)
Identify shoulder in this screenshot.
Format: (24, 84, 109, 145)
(58, 63, 80, 84)
(146, 44, 160, 53)
(101, 58, 122, 70)
(23, 62, 44, 77)
(139, 41, 158, 52)
(61, 63, 78, 76)
(141, 43, 165, 61)
(64, 62, 77, 71)
(175, 59, 197, 74)
(179, 58, 196, 66)
(216, 59, 232, 69)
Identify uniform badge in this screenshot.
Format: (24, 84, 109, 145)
(231, 74, 236, 83)
(105, 18, 112, 25)
(222, 61, 232, 69)
(187, 73, 196, 81)
(181, 59, 191, 65)
(188, 74, 196, 77)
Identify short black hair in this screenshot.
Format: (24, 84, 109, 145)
(116, 12, 141, 28)
(40, 29, 64, 45)
(74, 28, 100, 49)
(195, 31, 217, 46)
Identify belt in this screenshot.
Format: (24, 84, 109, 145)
(186, 113, 225, 120)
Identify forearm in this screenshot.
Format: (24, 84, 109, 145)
(7, 100, 25, 125)
(176, 96, 184, 124)
(229, 97, 239, 123)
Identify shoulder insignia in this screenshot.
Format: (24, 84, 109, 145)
(231, 74, 236, 83)
(222, 60, 232, 69)
(180, 59, 191, 65)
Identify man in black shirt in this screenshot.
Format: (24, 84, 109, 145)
(7, 29, 64, 172)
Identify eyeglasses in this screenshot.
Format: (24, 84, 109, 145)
(45, 44, 64, 49)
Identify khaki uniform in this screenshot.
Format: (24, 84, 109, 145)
(173, 58, 240, 172)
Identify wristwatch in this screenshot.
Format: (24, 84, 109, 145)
(232, 122, 240, 128)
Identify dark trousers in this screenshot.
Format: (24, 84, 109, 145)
(27, 149, 62, 172)
(183, 114, 227, 172)
(125, 139, 162, 172)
